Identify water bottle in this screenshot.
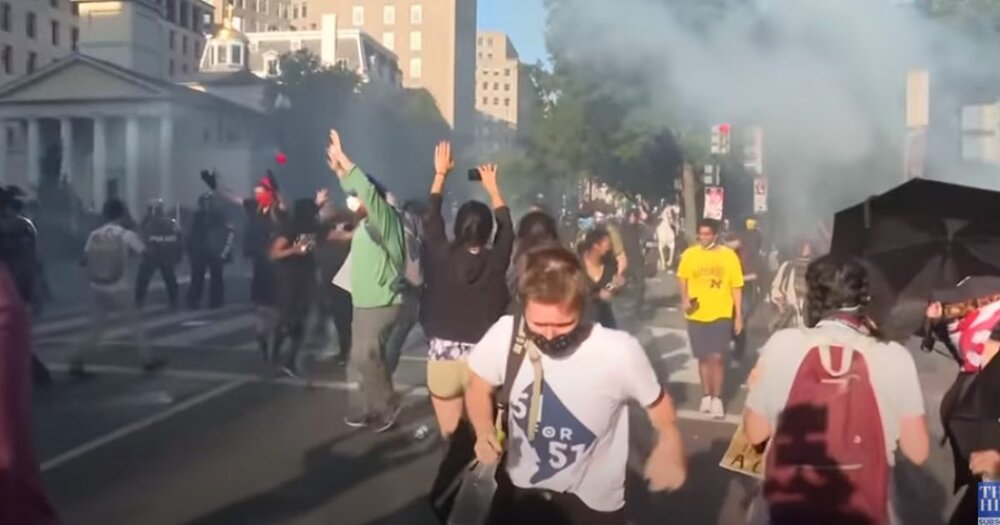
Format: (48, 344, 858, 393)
(448, 461, 498, 525)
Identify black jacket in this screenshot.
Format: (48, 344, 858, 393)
(419, 194, 514, 344)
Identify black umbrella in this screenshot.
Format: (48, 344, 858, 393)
(832, 179, 1000, 327)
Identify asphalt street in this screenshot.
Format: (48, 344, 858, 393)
(29, 265, 967, 525)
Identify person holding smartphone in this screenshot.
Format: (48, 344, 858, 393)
(269, 198, 320, 378)
(579, 227, 622, 329)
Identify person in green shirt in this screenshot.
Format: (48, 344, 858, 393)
(327, 129, 405, 433)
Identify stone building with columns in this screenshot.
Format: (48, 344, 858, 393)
(0, 5, 275, 215)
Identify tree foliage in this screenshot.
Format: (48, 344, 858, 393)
(270, 50, 450, 199)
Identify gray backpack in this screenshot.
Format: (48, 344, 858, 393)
(86, 231, 126, 285)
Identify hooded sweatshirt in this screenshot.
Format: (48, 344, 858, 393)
(419, 193, 514, 344)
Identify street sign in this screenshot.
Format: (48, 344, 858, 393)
(704, 186, 724, 220)
(711, 124, 731, 155)
(743, 126, 763, 176)
(753, 178, 768, 213)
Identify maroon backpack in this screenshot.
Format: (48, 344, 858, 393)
(764, 332, 889, 525)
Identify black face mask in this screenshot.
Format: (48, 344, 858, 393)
(525, 321, 593, 357)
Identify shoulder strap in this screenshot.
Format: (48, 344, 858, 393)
(499, 312, 529, 405)
(364, 219, 405, 276)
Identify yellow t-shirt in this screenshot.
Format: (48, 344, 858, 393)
(678, 245, 744, 322)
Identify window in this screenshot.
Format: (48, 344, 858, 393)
(231, 43, 242, 64)
(493, 82, 498, 90)
(382, 32, 394, 51)
(182, 35, 188, 54)
(292, 5, 298, 18)
(26, 12, 36, 39)
(351, 6, 363, 26)
(182, 63, 188, 73)
(169, 30, 175, 50)
(481, 81, 487, 89)
(27, 51, 36, 73)
(481, 96, 487, 105)
(216, 44, 227, 64)
(504, 98, 510, 107)
(505, 68, 510, 76)
(5, 128, 12, 148)
(301, 3, 306, 17)
(169, 60, 175, 76)
(411, 4, 422, 24)
(487, 53, 492, 60)
(51, 20, 59, 46)
(71, 27, 78, 50)
(409, 57, 421, 78)
(194, 40, 201, 59)
(487, 37, 493, 45)
(1, 45, 11, 75)
(72, 2, 78, 16)
(0, 3, 9, 32)
(504, 83, 510, 92)
(265, 55, 279, 76)
(383, 5, 394, 24)
(409, 31, 421, 52)
(493, 97, 499, 105)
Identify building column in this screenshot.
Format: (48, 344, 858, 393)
(92, 117, 107, 208)
(26, 118, 40, 187)
(59, 117, 73, 183)
(125, 116, 139, 213)
(159, 116, 173, 205)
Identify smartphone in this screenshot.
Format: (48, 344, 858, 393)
(468, 168, 481, 181)
(686, 298, 700, 315)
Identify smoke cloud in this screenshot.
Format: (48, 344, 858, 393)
(547, 0, 995, 228)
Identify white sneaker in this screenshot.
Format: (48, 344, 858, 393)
(710, 397, 725, 420)
(699, 396, 712, 414)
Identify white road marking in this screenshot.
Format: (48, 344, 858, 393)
(40, 379, 248, 472)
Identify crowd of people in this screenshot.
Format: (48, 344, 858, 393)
(1, 127, 999, 524)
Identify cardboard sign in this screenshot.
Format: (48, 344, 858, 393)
(719, 422, 766, 479)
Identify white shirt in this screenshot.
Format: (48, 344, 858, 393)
(83, 223, 145, 292)
(468, 316, 662, 512)
(745, 322, 926, 465)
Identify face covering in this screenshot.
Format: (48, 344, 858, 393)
(526, 321, 593, 357)
(346, 196, 361, 213)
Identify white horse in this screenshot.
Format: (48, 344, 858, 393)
(656, 206, 678, 272)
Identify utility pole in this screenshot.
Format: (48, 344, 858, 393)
(904, 69, 929, 180)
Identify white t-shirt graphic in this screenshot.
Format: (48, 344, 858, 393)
(468, 316, 662, 512)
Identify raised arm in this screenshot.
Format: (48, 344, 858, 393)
(424, 141, 452, 248)
(327, 129, 402, 247)
(479, 164, 514, 266)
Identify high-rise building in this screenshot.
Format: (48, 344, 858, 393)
(76, 0, 214, 80)
(208, 0, 293, 34)
(474, 31, 528, 153)
(0, 0, 80, 85)
(296, 0, 476, 135)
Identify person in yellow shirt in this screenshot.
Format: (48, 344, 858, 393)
(677, 219, 744, 420)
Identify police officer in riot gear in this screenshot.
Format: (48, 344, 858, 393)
(186, 192, 234, 309)
(135, 198, 182, 309)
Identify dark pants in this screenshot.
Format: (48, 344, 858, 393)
(628, 267, 646, 312)
(733, 280, 759, 361)
(325, 284, 353, 359)
(135, 257, 178, 308)
(187, 255, 224, 309)
(487, 474, 626, 525)
(384, 289, 419, 375)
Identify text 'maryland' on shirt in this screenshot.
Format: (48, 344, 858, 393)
(677, 244, 744, 323)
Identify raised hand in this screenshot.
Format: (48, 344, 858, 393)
(315, 188, 331, 208)
(477, 164, 499, 190)
(434, 141, 454, 176)
(327, 129, 354, 178)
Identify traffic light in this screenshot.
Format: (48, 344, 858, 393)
(711, 123, 731, 155)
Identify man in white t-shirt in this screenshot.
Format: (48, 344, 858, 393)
(465, 244, 686, 523)
(71, 199, 165, 378)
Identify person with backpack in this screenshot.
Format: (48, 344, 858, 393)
(73, 199, 166, 377)
(134, 199, 181, 309)
(465, 244, 686, 524)
(185, 191, 235, 310)
(420, 141, 513, 439)
(743, 256, 929, 525)
(327, 129, 405, 433)
(381, 197, 425, 376)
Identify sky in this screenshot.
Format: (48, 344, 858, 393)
(477, 0, 549, 65)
